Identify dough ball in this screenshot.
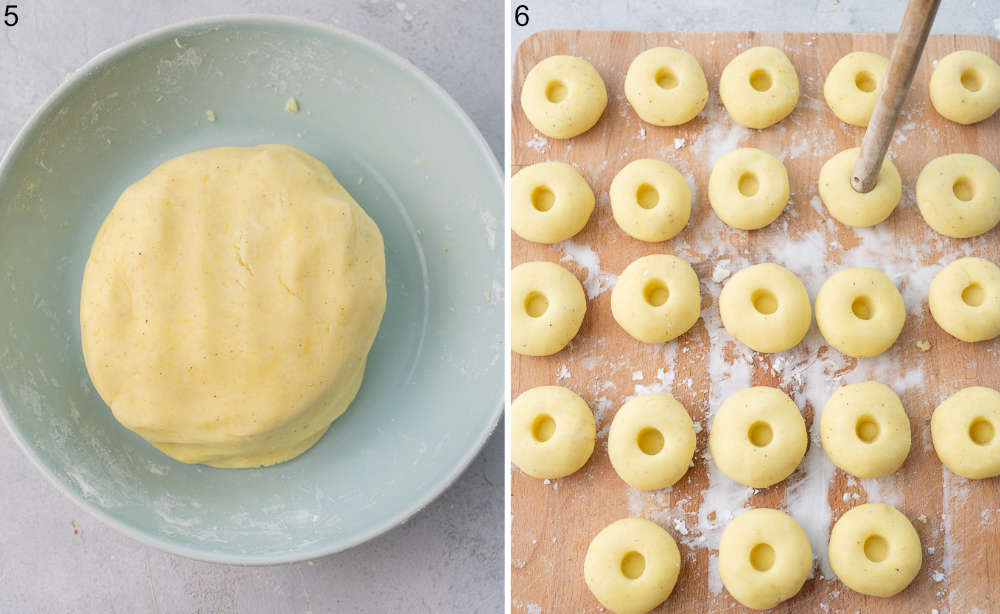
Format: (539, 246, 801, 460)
(584, 518, 681, 614)
(929, 256, 1000, 342)
(520, 55, 608, 139)
(608, 394, 696, 490)
(931, 386, 1000, 479)
(823, 51, 889, 126)
(709, 386, 807, 488)
(719, 46, 799, 129)
(610, 254, 701, 344)
(624, 46, 708, 126)
(828, 503, 922, 598)
(718, 508, 813, 610)
(818, 147, 902, 228)
(708, 148, 789, 230)
(610, 159, 692, 242)
(512, 162, 595, 243)
(510, 385, 596, 479)
(820, 381, 911, 478)
(719, 262, 811, 353)
(916, 153, 1000, 238)
(511, 261, 586, 356)
(80, 145, 386, 468)
(929, 50, 1000, 125)
(815, 267, 905, 358)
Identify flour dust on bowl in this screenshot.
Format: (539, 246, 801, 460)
(0, 16, 502, 564)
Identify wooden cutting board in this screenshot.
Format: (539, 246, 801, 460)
(511, 30, 1000, 614)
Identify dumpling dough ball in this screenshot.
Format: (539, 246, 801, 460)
(80, 145, 386, 468)
(719, 263, 811, 353)
(610, 254, 701, 344)
(511, 261, 586, 356)
(929, 50, 1000, 124)
(512, 162, 595, 243)
(719, 46, 799, 129)
(818, 147, 902, 227)
(708, 148, 789, 230)
(520, 55, 608, 139)
(608, 394, 696, 490)
(624, 46, 708, 126)
(929, 257, 1000, 342)
(815, 267, 905, 358)
(584, 518, 681, 614)
(610, 159, 691, 242)
(709, 386, 807, 488)
(820, 382, 911, 478)
(510, 385, 596, 479)
(828, 503, 922, 598)
(916, 153, 1000, 238)
(718, 508, 812, 610)
(931, 386, 1000, 479)
(823, 51, 889, 126)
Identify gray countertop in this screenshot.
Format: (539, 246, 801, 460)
(0, 2, 502, 613)
(512, 0, 999, 55)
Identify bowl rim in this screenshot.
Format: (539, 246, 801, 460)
(0, 13, 503, 565)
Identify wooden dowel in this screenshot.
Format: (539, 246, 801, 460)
(852, 0, 941, 193)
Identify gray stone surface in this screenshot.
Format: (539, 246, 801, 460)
(0, 2, 502, 613)
(512, 0, 1000, 56)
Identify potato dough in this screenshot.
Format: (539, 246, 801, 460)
(708, 148, 789, 230)
(929, 50, 1000, 124)
(916, 153, 1000, 238)
(815, 267, 905, 358)
(608, 394, 696, 490)
(719, 263, 811, 353)
(80, 145, 386, 468)
(818, 147, 901, 227)
(709, 386, 807, 488)
(511, 162, 595, 243)
(521, 55, 608, 139)
(820, 382, 911, 478)
(511, 261, 586, 356)
(719, 46, 799, 129)
(511, 385, 596, 479)
(828, 503, 922, 598)
(823, 51, 889, 126)
(719, 508, 812, 610)
(584, 518, 681, 614)
(929, 257, 1000, 342)
(610, 254, 701, 344)
(624, 46, 708, 126)
(610, 159, 692, 242)
(931, 386, 1000, 479)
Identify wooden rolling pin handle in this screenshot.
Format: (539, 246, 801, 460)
(851, 0, 941, 193)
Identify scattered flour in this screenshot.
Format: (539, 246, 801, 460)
(558, 240, 617, 299)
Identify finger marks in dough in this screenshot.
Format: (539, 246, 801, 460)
(521, 55, 608, 139)
(511, 162, 595, 243)
(931, 386, 1000, 479)
(608, 394, 696, 490)
(511, 385, 596, 480)
(719, 508, 813, 610)
(709, 148, 790, 230)
(511, 261, 587, 356)
(828, 503, 922, 598)
(625, 46, 708, 126)
(584, 518, 681, 614)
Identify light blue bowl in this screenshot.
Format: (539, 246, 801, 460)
(0, 15, 502, 564)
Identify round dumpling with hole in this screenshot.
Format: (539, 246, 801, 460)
(610, 254, 701, 344)
(719, 508, 813, 609)
(709, 386, 807, 489)
(719, 263, 811, 353)
(510, 385, 595, 479)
